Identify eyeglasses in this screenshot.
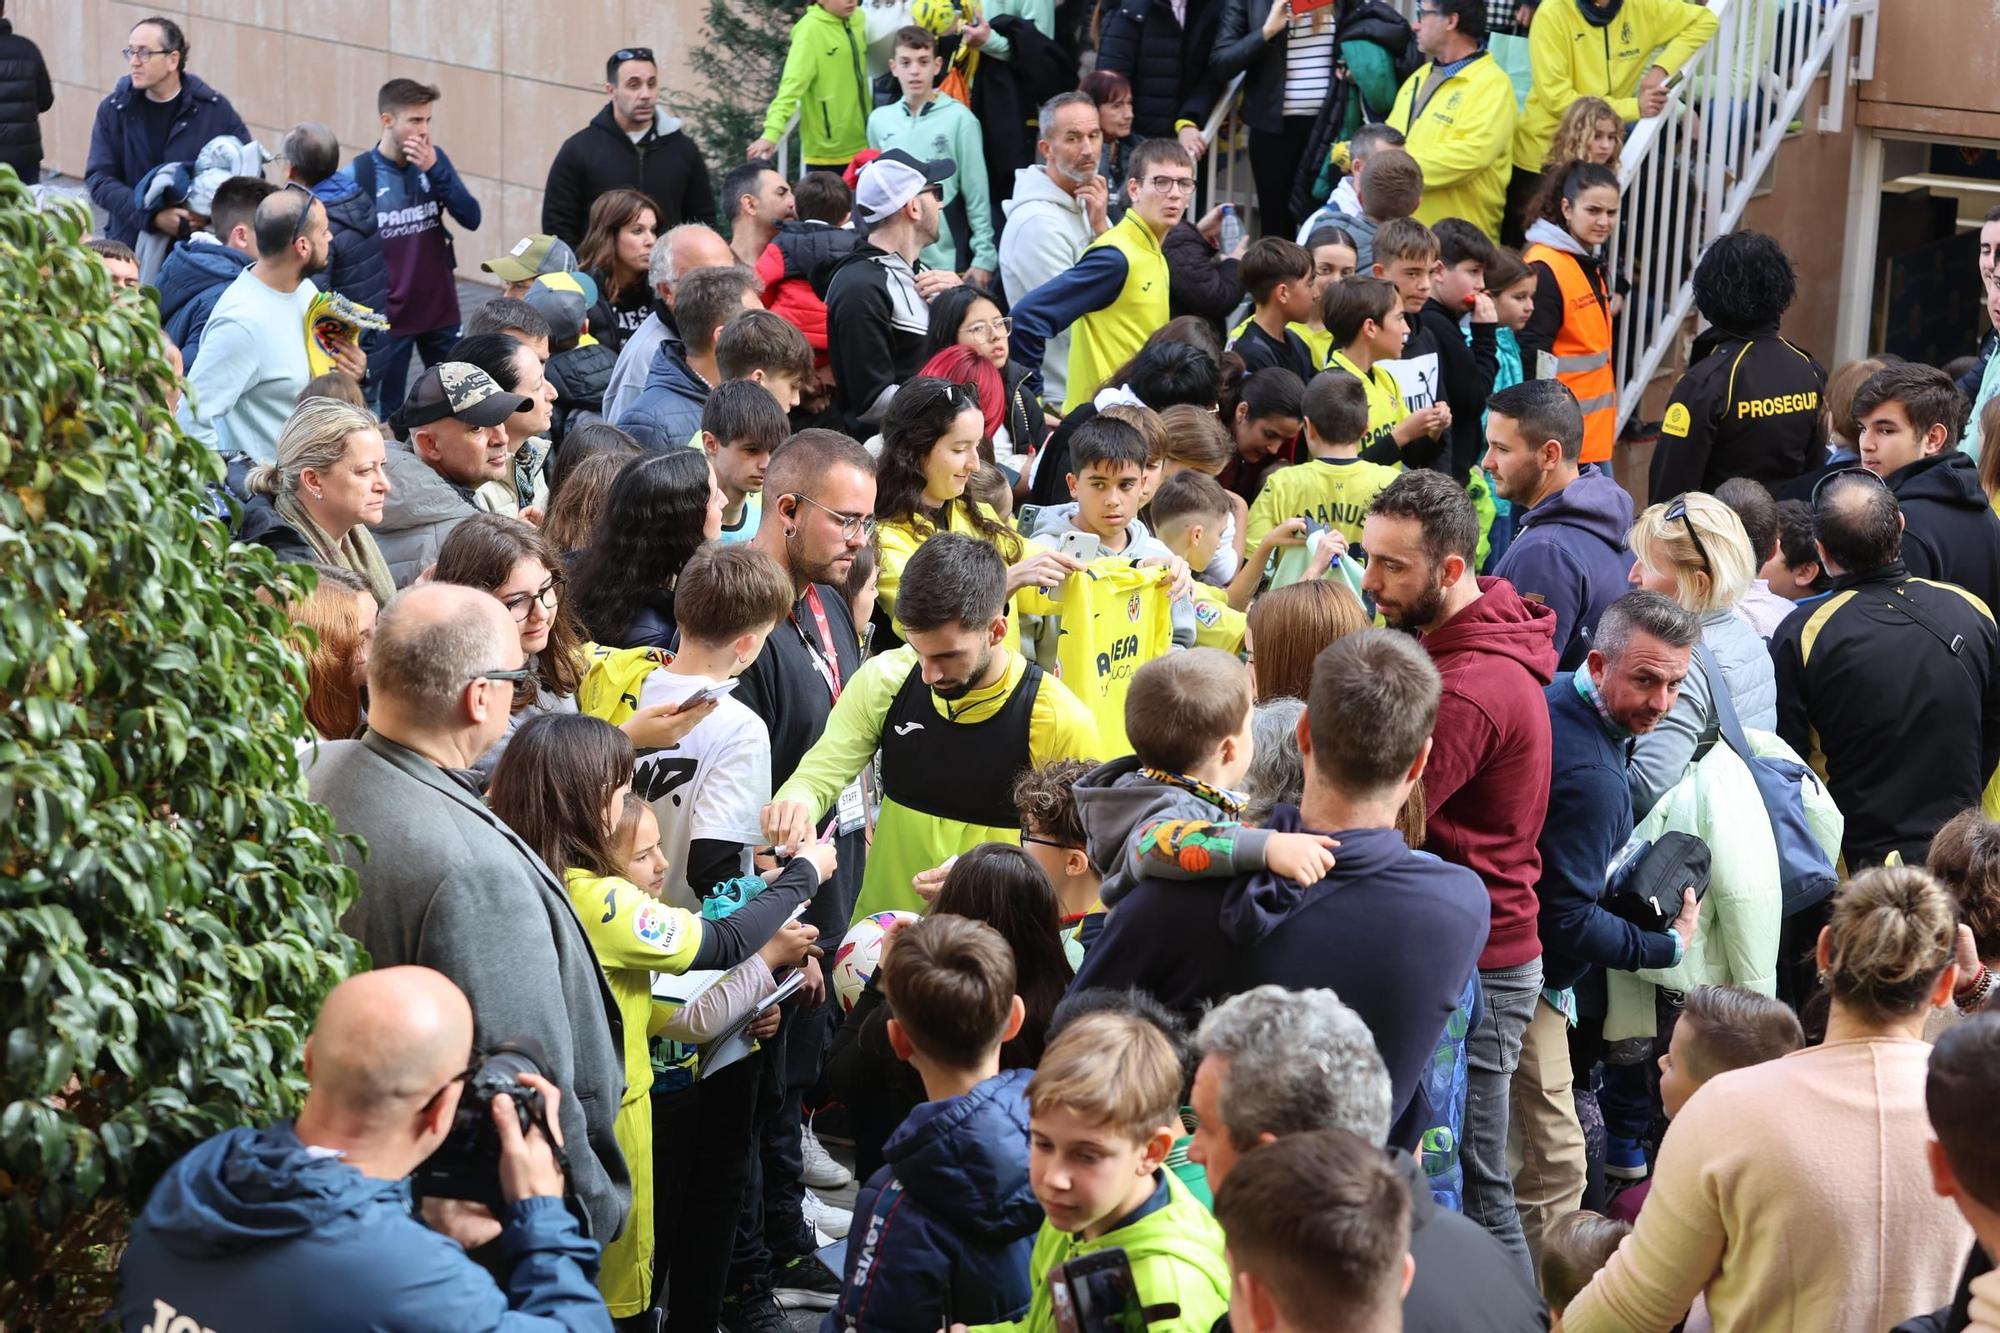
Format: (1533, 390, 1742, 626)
(121, 45, 175, 62)
(471, 666, 537, 690)
(282, 180, 316, 250)
(1662, 495, 1712, 577)
(1020, 834, 1081, 853)
(1142, 175, 1198, 195)
(612, 47, 656, 64)
(964, 315, 1012, 341)
(1810, 464, 1889, 513)
(500, 577, 561, 623)
(789, 492, 878, 542)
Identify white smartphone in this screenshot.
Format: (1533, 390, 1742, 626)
(1057, 529, 1103, 562)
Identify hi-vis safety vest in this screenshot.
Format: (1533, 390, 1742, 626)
(1525, 242, 1616, 464)
(1048, 559, 1174, 757)
(1062, 213, 1171, 414)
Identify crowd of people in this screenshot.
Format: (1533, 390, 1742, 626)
(15, 4, 2000, 1332)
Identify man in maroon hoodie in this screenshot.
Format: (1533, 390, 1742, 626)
(1363, 468, 1557, 1278)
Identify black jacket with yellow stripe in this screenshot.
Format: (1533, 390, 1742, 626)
(1770, 562, 2000, 867)
(1649, 322, 1828, 501)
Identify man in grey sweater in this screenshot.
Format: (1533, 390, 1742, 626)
(307, 583, 630, 1246)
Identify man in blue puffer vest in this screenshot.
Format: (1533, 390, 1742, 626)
(825, 915, 1043, 1333)
(155, 174, 274, 366)
(115, 966, 613, 1333)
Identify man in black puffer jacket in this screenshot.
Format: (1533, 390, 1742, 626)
(0, 4, 52, 184)
(1096, 0, 1222, 144)
(281, 121, 389, 317)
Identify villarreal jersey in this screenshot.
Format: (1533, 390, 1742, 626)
(1049, 559, 1175, 757)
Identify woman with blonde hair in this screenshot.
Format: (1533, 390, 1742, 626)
(239, 396, 395, 606)
(1625, 491, 1775, 816)
(1561, 867, 1974, 1333)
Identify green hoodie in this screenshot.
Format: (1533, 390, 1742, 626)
(867, 94, 996, 272)
(968, 1172, 1231, 1333)
(762, 3, 872, 166)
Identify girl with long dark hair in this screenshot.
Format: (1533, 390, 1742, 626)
(575, 187, 661, 355)
(567, 450, 723, 649)
(488, 712, 833, 1324)
(1521, 161, 1620, 466)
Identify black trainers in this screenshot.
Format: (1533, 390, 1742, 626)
(719, 1277, 794, 1333)
(772, 1253, 841, 1311)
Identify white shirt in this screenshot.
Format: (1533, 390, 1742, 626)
(633, 671, 772, 912)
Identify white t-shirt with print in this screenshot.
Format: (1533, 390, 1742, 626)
(632, 671, 772, 913)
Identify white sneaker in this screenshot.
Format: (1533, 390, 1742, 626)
(801, 1122, 854, 1190)
(801, 1188, 851, 1240)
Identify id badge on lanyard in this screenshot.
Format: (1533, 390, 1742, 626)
(795, 589, 869, 836)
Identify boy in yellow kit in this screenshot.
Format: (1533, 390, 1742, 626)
(1247, 371, 1402, 556)
(1149, 470, 1248, 656)
(1322, 275, 1450, 466)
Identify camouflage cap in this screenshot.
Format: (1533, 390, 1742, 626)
(480, 233, 580, 283)
(396, 362, 532, 430)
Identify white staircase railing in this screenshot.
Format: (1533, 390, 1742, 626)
(1194, 0, 1879, 432)
(1610, 0, 1879, 430)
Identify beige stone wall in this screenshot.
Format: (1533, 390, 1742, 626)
(15, 0, 711, 284)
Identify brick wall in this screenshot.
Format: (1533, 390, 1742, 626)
(15, 0, 712, 284)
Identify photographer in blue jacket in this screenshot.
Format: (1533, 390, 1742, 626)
(116, 966, 613, 1333)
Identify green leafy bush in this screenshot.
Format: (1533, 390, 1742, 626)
(681, 0, 810, 189)
(0, 168, 361, 1322)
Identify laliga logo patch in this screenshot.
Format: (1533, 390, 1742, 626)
(1195, 600, 1222, 627)
(632, 900, 681, 951)
(1126, 593, 1143, 623)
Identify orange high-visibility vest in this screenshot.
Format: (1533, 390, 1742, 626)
(1525, 242, 1616, 463)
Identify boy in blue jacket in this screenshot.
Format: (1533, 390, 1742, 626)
(827, 914, 1042, 1333)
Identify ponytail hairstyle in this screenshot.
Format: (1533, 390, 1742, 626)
(1530, 160, 1620, 233)
(1159, 403, 1236, 474)
(1218, 361, 1306, 429)
(1823, 866, 1959, 1025)
(244, 397, 381, 499)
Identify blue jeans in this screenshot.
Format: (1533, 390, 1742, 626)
(367, 324, 460, 418)
(1463, 956, 1543, 1277)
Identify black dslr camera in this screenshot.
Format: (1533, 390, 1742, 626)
(411, 1036, 559, 1213)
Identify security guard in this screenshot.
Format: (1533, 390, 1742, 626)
(1650, 231, 1827, 501)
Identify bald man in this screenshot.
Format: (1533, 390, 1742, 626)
(308, 585, 631, 1245)
(604, 223, 739, 424)
(115, 968, 613, 1330)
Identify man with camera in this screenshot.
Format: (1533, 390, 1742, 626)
(115, 967, 613, 1331)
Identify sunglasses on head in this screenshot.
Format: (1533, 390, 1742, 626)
(612, 47, 655, 64)
(1663, 495, 1711, 577)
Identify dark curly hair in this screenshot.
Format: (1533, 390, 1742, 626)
(1530, 160, 1620, 232)
(568, 450, 713, 644)
(874, 377, 1020, 553)
(1693, 230, 1798, 332)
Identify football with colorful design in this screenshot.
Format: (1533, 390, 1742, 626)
(910, 0, 979, 35)
(831, 910, 922, 1012)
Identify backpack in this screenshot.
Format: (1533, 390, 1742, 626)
(577, 644, 675, 726)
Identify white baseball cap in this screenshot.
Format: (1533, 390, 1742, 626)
(855, 149, 956, 225)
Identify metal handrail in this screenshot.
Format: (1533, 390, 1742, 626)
(775, 111, 801, 178)
(1607, 0, 1879, 430)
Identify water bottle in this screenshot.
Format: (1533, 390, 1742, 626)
(1219, 203, 1244, 254)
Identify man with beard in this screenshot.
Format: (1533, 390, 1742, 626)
(183, 185, 360, 464)
(823, 150, 963, 427)
(1515, 590, 1702, 1268)
(999, 93, 1109, 413)
(1361, 468, 1556, 1275)
(1009, 138, 1194, 415)
(541, 46, 717, 248)
(764, 531, 1100, 922)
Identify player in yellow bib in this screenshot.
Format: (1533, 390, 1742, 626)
(488, 712, 835, 1321)
(765, 533, 1102, 921)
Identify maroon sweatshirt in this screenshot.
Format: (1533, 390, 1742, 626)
(1419, 576, 1558, 970)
